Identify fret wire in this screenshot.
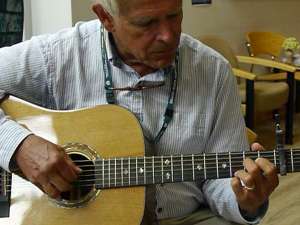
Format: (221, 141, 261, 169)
(152, 156, 155, 184)
(121, 158, 124, 186)
(229, 152, 232, 177)
(144, 157, 146, 185)
(136, 157, 138, 185)
(102, 158, 104, 188)
(171, 155, 174, 182)
(108, 159, 111, 188)
(242, 152, 245, 170)
(114, 158, 117, 187)
(204, 153, 207, 179)
(161, 156, 164, 184)
(216, 153, 219, 178)
(291, 149, 294, 172)
(128, 157, 130, 185)
(192, 154, 195, 181)
(3, 171, 7, 196)
(181, 154, 184, 181)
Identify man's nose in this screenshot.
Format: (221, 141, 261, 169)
(156, 21, 175, 43)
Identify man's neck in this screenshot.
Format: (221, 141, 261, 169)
(108, 34, 157, 77)
(122, 60, 157, 77)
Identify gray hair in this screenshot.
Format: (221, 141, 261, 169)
(94, 0, 120, 15)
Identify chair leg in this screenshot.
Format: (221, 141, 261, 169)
(296, 80, 300, 113)
(246, 80, 255, 129)
(285, 72, 295, 144)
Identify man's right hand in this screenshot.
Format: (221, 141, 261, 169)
(14, 135, 81, 198)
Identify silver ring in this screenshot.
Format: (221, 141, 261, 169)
(240, 180, 255, 191)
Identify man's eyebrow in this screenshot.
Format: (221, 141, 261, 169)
(130, 16, 156, 25)
(167, 8, 182, 16)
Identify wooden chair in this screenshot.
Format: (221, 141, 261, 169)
(245, 31, 287, 79)
(200, 35, 296, 144)
(245, 32, 299, 143)
(246, 127, 257, 144)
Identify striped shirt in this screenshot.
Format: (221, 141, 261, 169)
(0, 20, 263, 224)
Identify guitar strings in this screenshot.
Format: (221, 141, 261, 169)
(1, 150, 300, 190)
(1, 154, 299, 182)
(56, 149, 300, 164)
(1, 153, 300, 179)
(1, 163, 300, 190)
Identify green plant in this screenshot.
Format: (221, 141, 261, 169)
(282, 37, 300, 52)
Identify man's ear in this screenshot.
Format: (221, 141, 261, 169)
(92, 4, 115, 32)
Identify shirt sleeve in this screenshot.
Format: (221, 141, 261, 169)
(0, 109, 32, 171)
(201, 61, 268, 224)
(0, 37, 51, 171)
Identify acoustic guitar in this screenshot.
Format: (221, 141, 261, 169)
(0, 96, 299, 225)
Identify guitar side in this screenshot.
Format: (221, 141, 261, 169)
(0, 97, 145, 225)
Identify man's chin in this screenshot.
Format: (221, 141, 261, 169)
(150, 55, 176, 69)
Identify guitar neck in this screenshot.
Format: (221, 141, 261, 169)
(92, 148, 300, 189)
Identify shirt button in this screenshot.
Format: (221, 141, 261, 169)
(157, 207, 163, 213)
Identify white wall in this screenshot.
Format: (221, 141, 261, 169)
(26, 0, 72, 37)
(25, 0, 300, 56)
(182, 0, 300, 54)
(71, 0, 96, 26)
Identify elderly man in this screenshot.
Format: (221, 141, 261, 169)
(0, 0, 278, 224)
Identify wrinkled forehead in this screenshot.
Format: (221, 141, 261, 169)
(118, 0, 182, 16)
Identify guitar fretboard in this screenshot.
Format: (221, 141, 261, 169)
(1, 149, 300, 193)
(86, 148, 300, 189)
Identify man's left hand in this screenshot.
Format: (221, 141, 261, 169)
(231, 143, 279, 214)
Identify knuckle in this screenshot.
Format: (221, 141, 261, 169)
(31, 171, 44, 183)
(243, 175, 253, 185)
(28, 175, 38, 184)
(269, 164, 277, 173)
(249, 165, 260, 175)
(52, 151, 63, 162)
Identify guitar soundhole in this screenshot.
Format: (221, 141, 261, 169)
(60, 153, 95, 203)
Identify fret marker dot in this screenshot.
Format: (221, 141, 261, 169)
(139, 168, 144, 174)
(197, 165, 203, 171)
(166, 173, 171, 180)
(222, 163, 227, 169)
(165, 160, 170, 165)
(124, 169, 128, 175)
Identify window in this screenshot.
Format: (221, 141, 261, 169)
(0, 0, 24, 47)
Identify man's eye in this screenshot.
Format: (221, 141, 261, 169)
(136, 21, 153, 27)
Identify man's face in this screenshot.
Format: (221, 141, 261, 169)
(108, 0, 183, 71)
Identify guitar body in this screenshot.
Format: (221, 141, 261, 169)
(0, 97, 145, 225)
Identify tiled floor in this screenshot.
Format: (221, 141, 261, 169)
(254, 112, 300, 225)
